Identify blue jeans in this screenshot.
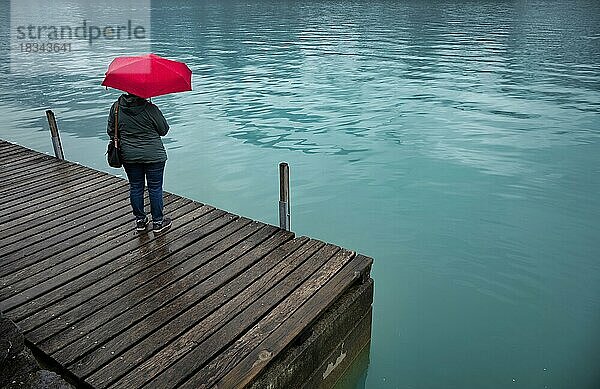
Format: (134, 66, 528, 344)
(123, 162, 165, 222)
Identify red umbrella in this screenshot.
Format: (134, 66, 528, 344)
(101, 53, 192, 98)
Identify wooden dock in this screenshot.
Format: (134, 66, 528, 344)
(0, 140, 373, 389)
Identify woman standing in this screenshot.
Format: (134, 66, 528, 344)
(107, 93, 172, 233)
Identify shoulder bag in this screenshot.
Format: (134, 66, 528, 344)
(107, 98, 122, 168)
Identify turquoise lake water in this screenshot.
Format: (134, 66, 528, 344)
(1, 1, 600, 388)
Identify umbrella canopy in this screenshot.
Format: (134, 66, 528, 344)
(101, 53, 192, 98)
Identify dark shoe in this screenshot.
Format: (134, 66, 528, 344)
(136, 217, 149, 231)
(153, 217, 172, 233)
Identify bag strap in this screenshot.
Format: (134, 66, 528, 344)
(114, 98, 120, 149)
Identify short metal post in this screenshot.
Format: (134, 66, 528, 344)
(46, 110, 65, 160)
(279, 162, 290, 231)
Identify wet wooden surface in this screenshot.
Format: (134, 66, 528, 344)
(0, 140, 373, 388)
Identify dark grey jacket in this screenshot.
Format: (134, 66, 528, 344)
(107, 94, 169, 163)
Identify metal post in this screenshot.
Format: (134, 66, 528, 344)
(279, 162, 290, 231)
(46, 110, 65, 160)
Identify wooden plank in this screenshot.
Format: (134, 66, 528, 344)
(0, 174, 117, 224)
(0, 187, 137, 278)
(0, 142, 51, 157)
(1, 200, 206, 317)
(0, 194, 183, 279)
(0, 198, 133, 277)
(0, 162, 115, 195)
(3, 200, 210, 324)
(1, 158, 86, 182)
(0, 153, 24, 163)
(165, 246, 356, 389)
(0, 176, 126, 226)
(0, 164, 82, 190)
(0, 143, 32, 153)
(0, 148, 50, 164)
(54, 225, 284, 379)
(0, 149, 77, 168)
(70, 229, 297, 385)
(0, 183, 131, 251)
(0, 163, 92, 195)
(82, 235, 310, 388)
(129, 242, 339, 389)
(0, 186, 144, 277)
(0, 180, 128, 234)
(212, 255, 373, 389)
(0, 184, 125, 272)
(107, 239, 330, 389)
(32, 221, 280, 353)
(0, 140, 22, 149)
(1, 196, 190, 326)
(0, 143, 46, 154)
(0, 151, 23, 160)
(0, 166, 101, 208)
(0, 154, 49, 171)
(0, 140, 18, 147)
(0, 189, 134, 295)
(2, 155, 96, 176)
(0, 156, 71, 181)
(0, 153, 57, 169)
(43, 209, 238, 366)
(0, 152, 26, 161)
(0, 142, 33, 152)
(10, 157, 103, 177)
(0, 156, 53, 177)
(0, 168, 106, 211)
(0, 147, 34, 160)
(0, 176, 125, 234)
(0, 140, 16, 149)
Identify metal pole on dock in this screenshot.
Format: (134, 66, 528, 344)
(279, 162, 291, 231)
(46, 110, 65, 160)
